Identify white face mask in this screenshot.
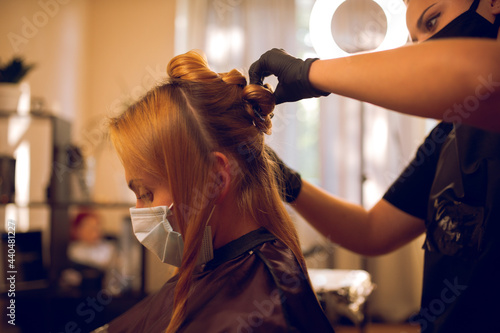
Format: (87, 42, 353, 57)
(129, 204, 214, 267)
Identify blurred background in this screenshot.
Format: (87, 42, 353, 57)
(0, 0, 431, 332)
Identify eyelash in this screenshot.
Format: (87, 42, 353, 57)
(137, 192, 153, 202)
(425, 13, 441, 32)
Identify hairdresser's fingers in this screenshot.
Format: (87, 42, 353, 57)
(249, 48, 306, 104)
(248, 61, 266, 86)
(273, 84, 288, 105)
(249, 48, 289, 86)
(250, 48, 330, 104)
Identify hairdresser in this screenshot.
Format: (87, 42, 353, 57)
(250, 0, 500, 332)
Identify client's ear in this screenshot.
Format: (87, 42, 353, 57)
(213, 152, 231, 204)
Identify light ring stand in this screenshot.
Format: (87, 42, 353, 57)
(309, 0, 409, 58)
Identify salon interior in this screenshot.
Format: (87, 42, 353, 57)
(0, 1, 432, 332)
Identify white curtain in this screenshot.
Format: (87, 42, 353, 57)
(175, 0, 297, 71)
(175, 0, 430, 323)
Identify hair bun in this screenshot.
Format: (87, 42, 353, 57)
(167, 50, 220, 83)
(243, 84, 275, 134)
(167, 50, 276, 134)
(220, 69, 247, 88)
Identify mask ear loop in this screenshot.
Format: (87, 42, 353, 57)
(198, 205, 216, 265)
(163, 203, 175, 232)
(205, 205, 216, 227)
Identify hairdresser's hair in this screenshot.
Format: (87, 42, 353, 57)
(109, 50, 304, 333)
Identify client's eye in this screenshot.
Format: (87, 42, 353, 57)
(138, 192, 153, 203)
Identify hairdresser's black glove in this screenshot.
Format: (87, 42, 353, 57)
(249, 48, 330, 104)
(266, 146, 302, 203)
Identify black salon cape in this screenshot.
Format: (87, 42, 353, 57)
(96, 228, 334, 333)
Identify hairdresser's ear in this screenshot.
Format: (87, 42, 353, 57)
(492, 0, 500, 15)
(213, 152, 231, 204)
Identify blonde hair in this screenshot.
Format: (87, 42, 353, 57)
(109, 50, 304, 333)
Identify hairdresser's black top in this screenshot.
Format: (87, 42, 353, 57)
(384, 122, 500, 333)
(93, 228, 334, 333)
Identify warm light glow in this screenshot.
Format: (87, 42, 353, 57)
(8, 115, 31, 147)
(14, 141, 30, 206)
(206, 26, 244, 65)
(4, 204, 17, 231)
(368, 115, 388, 161)
(309, 0, 409, 59)
(17, 82, 31, 116)
(363, 178, 383, 209)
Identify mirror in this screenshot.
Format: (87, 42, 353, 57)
(331, 0, 388, 53)
(309, 0, 408, 58)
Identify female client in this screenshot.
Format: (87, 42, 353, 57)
(92, 50, 334, 333)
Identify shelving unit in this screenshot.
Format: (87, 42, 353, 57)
(0, 112, 146, 332)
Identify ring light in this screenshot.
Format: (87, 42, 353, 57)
(309, 0, 409, 59)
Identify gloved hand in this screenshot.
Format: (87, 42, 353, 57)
(265, 145, 302, 203)
(249, 48, 330, 104)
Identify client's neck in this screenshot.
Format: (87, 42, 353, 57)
(210, 190, 261, 249)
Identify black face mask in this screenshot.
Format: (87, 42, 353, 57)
(428, 0, 500, 40)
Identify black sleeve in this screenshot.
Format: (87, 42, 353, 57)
(383, 122, 453, 220)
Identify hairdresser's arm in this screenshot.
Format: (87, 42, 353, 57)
(310, 39, 500, 132)
(291, 180, 426, 256)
